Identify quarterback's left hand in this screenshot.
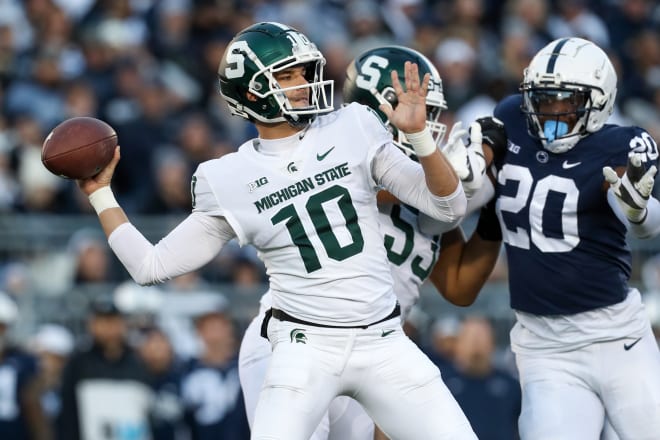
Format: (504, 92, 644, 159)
(603, 153, 658, 223)
(380, 61, 429, 134)
(442, 121, 486, 198)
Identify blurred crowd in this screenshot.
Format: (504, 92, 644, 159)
(0, 286, 527, 440)
(0, 0, 658, 216)
(0, 0, 659, 438)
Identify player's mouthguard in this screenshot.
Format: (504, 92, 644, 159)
(544, 120, 568, 142)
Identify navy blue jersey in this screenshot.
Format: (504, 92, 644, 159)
(493, 95, 659, 315)
(0, 348, 38, 440)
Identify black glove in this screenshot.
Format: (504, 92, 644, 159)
(476, 116, 507, 163)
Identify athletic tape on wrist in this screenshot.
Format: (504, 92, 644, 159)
(404, 127, 437, 157)
(88, 186, 119, 215)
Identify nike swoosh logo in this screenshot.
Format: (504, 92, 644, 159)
(317, 146, 335, 161)
(381, 329, 395, 337)
(562, 160, 581, 169)
(624, 337, 642, 351)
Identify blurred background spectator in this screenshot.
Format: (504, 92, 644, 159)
(28, 323, 74, 436)
(136, 326, 187, 440)
(425, 315, 460, 371)
(57, 294, 152, 440)
(180, 298, 249, 440)
(0, 0, 656, 217)
(442, 316, 521, 440)
(0, 291, 52, 440)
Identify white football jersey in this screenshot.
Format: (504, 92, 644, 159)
(255, 202, 443, 324)
(192, 104, 398, 326)
(377, 204, 441, 320)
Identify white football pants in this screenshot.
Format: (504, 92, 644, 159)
(249, 315, 476, 440)
(516, 325, 660, 440)
(239, 310, 377, 439)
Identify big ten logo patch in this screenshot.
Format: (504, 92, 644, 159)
(248, 177, 269, 193)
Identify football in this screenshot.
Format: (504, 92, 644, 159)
(41, 117, 118, 179)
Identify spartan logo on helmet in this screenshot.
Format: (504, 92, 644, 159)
(343, 45, 448, 158)
(217, 22, 334, 128)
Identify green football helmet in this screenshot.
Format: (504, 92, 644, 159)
(217, 22, 334, 128)
(343, 45, 447, 157)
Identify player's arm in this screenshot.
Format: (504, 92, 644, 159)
(429, 197, 502, 306)
(78, 147, 234, 285)
(379, 62, 463, 199)
(427, 116, 505, 304)
(376, 145, 466, 227)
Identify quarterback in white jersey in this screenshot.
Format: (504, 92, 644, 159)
(77, 23, 478, 440)
(238, 45, 501, 440)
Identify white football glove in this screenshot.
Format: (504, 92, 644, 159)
(603, 152, 658, 223)
(442, 121, 486, 199)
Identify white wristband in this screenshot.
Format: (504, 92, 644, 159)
(88, 186, 119, 215)
(404, 127, 437, 157)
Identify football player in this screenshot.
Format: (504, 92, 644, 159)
(474, 37, 660, 439)
(238, 45, 502, 440)
(77, 22, 478, 439)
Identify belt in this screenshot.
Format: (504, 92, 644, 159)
(279, 303, 401, 327)
(260, 304, 401, 339)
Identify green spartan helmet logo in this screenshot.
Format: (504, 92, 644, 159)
(290, 329, 307, 344)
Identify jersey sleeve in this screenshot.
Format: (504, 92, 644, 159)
(108, 213, 235, 285)
(191, 165, 224, 215)
(373, 142, 465, 226)
(603, 126, 659, 171)
(191, 160, 250, 244)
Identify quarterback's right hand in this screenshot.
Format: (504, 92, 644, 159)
(603, 152, 658, 223)
(442, 122, 485, 198)
(77, 146, 121, 196)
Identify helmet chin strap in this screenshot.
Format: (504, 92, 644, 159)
(544, 120, 569, 142)
(286, 113, 314, 131)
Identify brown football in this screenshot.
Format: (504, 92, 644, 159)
(41, 117, 117, 179)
